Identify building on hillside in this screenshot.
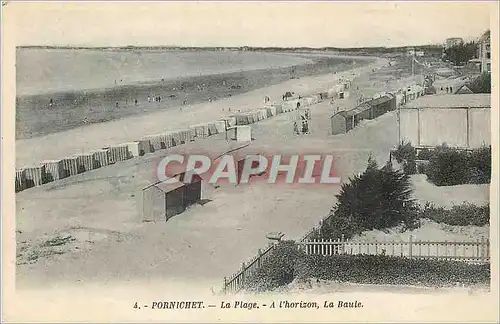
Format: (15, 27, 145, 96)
(477, 30, 491, 73)
(398, 94, 490, 149)
(415, 51, 425, 57)
(442, 37, 464, 58)
(444, 37, 464, 49)
(406, 47, 416, 56)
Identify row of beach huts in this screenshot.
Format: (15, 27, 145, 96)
(15, 79, 354, 193)
(330, 81, 425, 135)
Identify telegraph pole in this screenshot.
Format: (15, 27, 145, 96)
(411, 52, 415, 76)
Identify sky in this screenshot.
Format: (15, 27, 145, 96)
(4, 1, 495, 48)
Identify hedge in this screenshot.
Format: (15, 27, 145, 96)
(242, 242, 490, 292)
(418, 202, 489, 226)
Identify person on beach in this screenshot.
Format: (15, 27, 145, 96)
(148, 96, 151, 103)
(135, 99, 138, 106)
(49, 98, 54, 108)
(116, 102, 119, 108)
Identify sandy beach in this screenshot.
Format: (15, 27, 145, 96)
(15, 55, 489, 292)
(16, 54, 375, 167)
(16, 53, 366, 140)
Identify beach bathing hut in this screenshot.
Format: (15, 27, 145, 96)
(274, 104, 284, 114)
(75, 153, 94, 173)
(174, 129, 194, 144)
(15, 169, 26, 192)
(233, 114, 250, 125)
(206, 122, 219, 136)
(330, 103, 372, 135)
(40, 159, 65, 182)
(221, 116, 237, 127)
(62, 156, 79, 177)
(142, 174, 203, 222)
(106, 145, 129, 164)
(213, 120, 228, 133)
(338, 91, 350, 100)
(367, 94, 396, 118)
(404, 84, 424, 103)
(123, 140, 150, 158)
(91, 149, 110, 169)
(399, 94, 491, 149)
(143, 133, 169, 151)
(265, 106, 277, 117)
(189, 124, 209, 138)
(228, 125, 252, 142)
(24, 165, 46, 188)
(258, 108, 269, 119)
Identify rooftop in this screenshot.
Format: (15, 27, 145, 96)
(403, 94, 491, 109)
(479, 30, 490, 43)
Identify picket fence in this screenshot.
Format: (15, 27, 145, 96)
(221, 234, 490, 294)
(299, 236, 490, 264)
(222, 243, 277, 294)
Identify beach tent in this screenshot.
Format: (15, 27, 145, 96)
(454, 84, 474, 95)
(61, 156, 79, 177)
(106, 145, 130, 164)
(228, 125, 252, 142)
(213, 120, 228, 133)
(189, 123, 211, 138)
(41, 159, 65, 182)
(91, 149, 110, 168)
(265, 106, 277, 117)
(143, 134, 168, 151)
(338, 91, 350, 99)
(74, 153, 94, 173)
(23, 165, 46, 188)
(15, 169, 26, 192)
(123, 140, 150, 157)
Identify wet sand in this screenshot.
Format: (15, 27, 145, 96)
(16, 54, 370, 139)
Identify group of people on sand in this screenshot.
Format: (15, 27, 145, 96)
(148, 95, 162, 103)
(440, 86, 453, 93)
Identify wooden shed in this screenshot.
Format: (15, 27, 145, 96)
(142, 174, 203, 222)
(330, 103, 372, 135)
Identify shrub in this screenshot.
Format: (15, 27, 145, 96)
(416, 162, 427, 174)
(418, 202, 489, 226)
(244, 252, 490, 291)
(392, 141, 417, 175)
(417, 148, 433, 160)
(425, 145, 470, 186)
(320, 157, 415, 240)
(296, 254, 490, 287)
(468, 73, 491, 93)
(243, 241, 302, 292)
(468, 146, 491, 184)
(424, 145, 491, 186)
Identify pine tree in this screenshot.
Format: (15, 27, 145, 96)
(321, 157, 415, 239)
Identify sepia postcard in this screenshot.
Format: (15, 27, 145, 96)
(1, 1, 499, 322)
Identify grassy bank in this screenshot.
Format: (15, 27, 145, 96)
(16, 55, 372, 139)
